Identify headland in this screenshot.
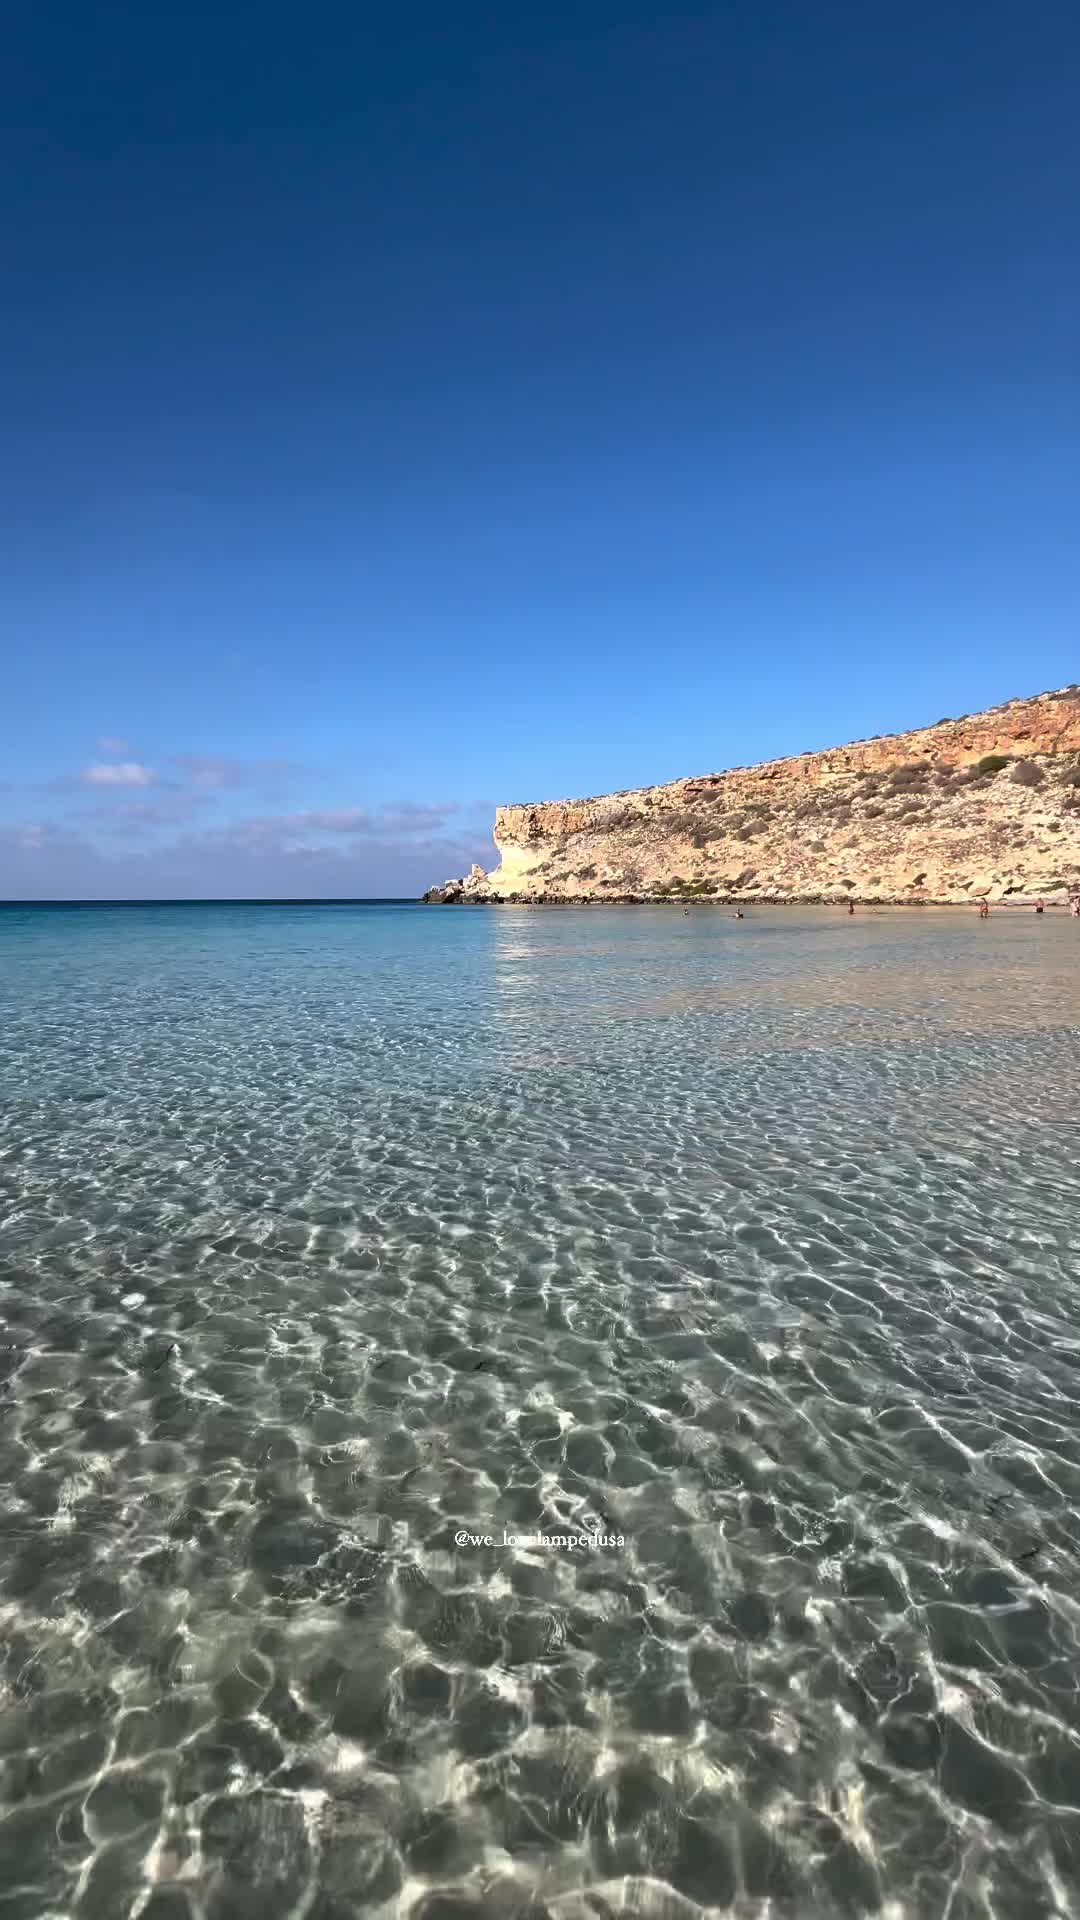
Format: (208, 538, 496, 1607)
(425, 687, 1080, 906)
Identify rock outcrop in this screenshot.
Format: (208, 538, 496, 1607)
(423, 687, 1080, 905)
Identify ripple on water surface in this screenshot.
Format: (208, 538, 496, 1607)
(2, 902, 1080, 1918)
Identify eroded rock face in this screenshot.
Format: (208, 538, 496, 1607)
(425, 688, 1080, 904)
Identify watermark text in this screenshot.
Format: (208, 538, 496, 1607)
(454, 1528, 624, 1550)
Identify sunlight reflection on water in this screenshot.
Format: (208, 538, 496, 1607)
(1, 903, 1079, 1917)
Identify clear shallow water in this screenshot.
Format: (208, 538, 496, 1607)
(2, 903, 1080, 1919)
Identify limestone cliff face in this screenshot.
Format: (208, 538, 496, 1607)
(425, 687, 1080, 904)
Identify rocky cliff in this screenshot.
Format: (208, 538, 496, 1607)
(425, 687, 1080, 905)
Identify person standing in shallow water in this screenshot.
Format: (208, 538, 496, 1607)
(978, 898, 990, 919)
(1036, 898, 1045, 913)
(848, 900, 855, 915)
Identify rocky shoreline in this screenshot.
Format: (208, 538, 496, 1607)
(423, 688, 1080, 909)
(422, 887, 1065, 908)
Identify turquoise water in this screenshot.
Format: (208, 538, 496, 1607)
(2, 902, 1080, 1919)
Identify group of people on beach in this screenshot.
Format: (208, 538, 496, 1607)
(683, 894, 1080, 918)
(977, 894, 1080, 916)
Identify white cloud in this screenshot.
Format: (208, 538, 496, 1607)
(0, 817, 496, 900)
(376, 803, 460, 835)
(207, 804, 461, 843)
(172, 755, 307, 794)
(72, 792, 214, 833)
(279, 807, 372, 835)
(185, 761, 230, 791)
(81, 762, 157, 788)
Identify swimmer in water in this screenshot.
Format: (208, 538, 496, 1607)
(733, 909, 744, 920)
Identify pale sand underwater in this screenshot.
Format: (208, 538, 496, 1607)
(2, 902, 1080, 1918)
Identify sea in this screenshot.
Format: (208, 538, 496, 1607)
(2, 900, 1080, 1919)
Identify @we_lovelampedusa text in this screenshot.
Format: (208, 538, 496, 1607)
(454, 1529, 625, 1549)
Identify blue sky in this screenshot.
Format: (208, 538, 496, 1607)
(2, 0, 1077, 897)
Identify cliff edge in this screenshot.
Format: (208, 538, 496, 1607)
(424, 687, 1080, 905)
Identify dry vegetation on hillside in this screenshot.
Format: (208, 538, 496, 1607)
(426, 688, 1080, 905)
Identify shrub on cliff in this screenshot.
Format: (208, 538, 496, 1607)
(1010, 760, 1044, 787)
(974, 754, 1010, 776)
